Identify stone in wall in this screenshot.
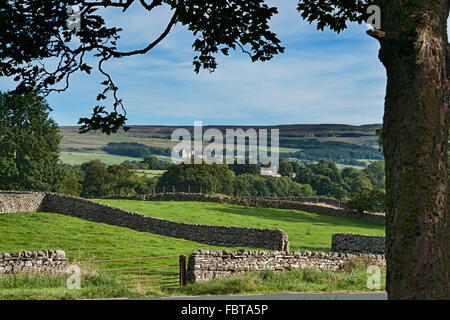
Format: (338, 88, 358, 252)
(331, 233, 385, 254)
(0, 191, 46, 214)
(0, 250, 68, 275)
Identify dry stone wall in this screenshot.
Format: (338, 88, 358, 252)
(0, 250, 68, 275)
(0, 191, 46, 213)
(106, 193, 385, 224)
(0, 191, 289, 250)
(331, 233, 385, 254)
(186, 249, 385, 282)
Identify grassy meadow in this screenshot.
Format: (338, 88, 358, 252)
(60, 150, 143, 166)
(0, 262, 385, 300)
(0, 201, 386, 299)
(94, 200, 385, 252)
(0, 211, 251, 261)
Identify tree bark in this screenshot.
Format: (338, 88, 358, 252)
(370, 0, 450, 299)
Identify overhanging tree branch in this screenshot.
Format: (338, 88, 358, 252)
(0, 0, 284, 134)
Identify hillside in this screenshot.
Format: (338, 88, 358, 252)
(59, 124, 383, 167)
(94, 200, 385, 252)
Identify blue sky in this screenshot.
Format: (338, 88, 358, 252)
(2, 2, 447, 127)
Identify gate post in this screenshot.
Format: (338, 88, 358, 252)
(179, 255, 186, 286)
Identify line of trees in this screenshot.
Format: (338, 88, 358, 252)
(61, 157, 387, 202)
(276, 159, 386, 199)
(103, 142, 172, 157)
(280, 139, 383, 164)
(63, 161, 157, 198)
(156, 161, 315, 197)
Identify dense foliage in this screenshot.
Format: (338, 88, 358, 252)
(141, 156, 171, 170)
(61, 157, 386, 203)
(0, 92, 65, 192)
(157, 162, 235, 195)
(281, 139, 383, 164)
(156, 161, 315, 197)
(294, 160, 385, 200)
(228, 160, 259, 176)
(103, 142, 172, 157)
(347, 188, 386, 214)
(233, 174, 315, 197)
(64, 160, 155, 198)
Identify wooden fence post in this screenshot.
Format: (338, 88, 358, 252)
(179, 255, 186, 286)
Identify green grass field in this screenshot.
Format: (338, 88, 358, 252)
(94, 200, 385, 252)
(0, 211, 250, 261)
(0, 202, 385, 299)
(0, 211, 253, 299)
(133, 169, 167, 178)
(0, 261, 385, 300)
(60, 150, 143, 166)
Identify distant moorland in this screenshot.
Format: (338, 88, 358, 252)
(60, 124, 383, 169)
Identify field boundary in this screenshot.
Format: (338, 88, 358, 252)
(186, 249, 386, 283)
(0, 191, 289, 251)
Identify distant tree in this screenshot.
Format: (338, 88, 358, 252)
(233, 174, 314, 197)
(363, 161, 385, 189)
(278, 159, 294, 177)
(104, 142, 171, 157)
(347, 188, 386, 215)
(80, 160, 152, 197)
(233, 175, 253, 196)
(331, 185, 348, 201)
(228, 159, 259, 176)
(310, 161, 341, 183)
(280, 139, 383, 164)
(107, 164, 142, 196)
(80, 160, 110, 197)
(341, 167, 373, 196)
(290, 160, 301, 176)
(348, 173, 373, 196)
(234, 174, 270, 196)
(63, 170, 82, 196)
(158, 162, 234, 195)
(142, 156, 170, 170)
(0, 91, 64, 192)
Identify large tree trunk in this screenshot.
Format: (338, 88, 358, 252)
(369, 0, 450, 299)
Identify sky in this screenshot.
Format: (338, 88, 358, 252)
(1, 1, 448, 127)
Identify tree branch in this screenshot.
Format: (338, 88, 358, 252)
(82, 0, 135, 11)
(139, 0, 163, 11)
(366, 28, 386, 41)
(111, 8, 178, 57)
